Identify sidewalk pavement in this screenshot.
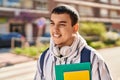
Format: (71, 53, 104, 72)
(98, 47, 120, 80)
(0, 53, 34, 68)
(0, 60, 37, 80)
(0, 50, 36, 80)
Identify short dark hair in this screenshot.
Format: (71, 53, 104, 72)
(51, 4, 80, 26)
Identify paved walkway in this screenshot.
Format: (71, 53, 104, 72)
(0, 61, 36, 80)
(0, 49, 36, 80)
(98, 47, 120, 80)
(0, 53, 34, 68)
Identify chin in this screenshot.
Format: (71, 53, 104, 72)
(54, 42, 62, 47)
(54, 42, 60, 45)
(53, 40, 61, 44)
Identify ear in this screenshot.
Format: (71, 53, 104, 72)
(73, 23, 79, 32)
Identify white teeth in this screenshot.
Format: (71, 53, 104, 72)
(53, 34, 60, 38)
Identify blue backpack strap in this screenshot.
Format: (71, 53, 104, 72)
(80, 47, 91, 63)
(40, 48, 49, 78)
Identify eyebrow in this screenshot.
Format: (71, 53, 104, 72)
(59, 21, 67, 24)
(50, 20, 67, 24)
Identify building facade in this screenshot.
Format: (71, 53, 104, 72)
(0, 0, 120, 42)
(0, 0, 51, 42)
(54, 0, 120, 31)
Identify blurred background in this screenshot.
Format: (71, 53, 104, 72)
(0, 0, 120, 80)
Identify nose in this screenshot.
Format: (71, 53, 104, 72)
(53, 25, 59, 32)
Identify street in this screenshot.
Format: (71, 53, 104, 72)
(0, 47, 120, 80)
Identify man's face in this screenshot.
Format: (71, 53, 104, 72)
(50, 13, 76, 47)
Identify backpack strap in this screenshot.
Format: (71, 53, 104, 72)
(40, 48, 49, 78)
(80, 47, 91, 63)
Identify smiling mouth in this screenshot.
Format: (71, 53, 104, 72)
(53, 34, 61, 38)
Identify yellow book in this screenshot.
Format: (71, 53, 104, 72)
(64, 70, 90, 80)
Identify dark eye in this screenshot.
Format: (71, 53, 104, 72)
(59, 24, 66, 27)
(50, 22, 54, 26)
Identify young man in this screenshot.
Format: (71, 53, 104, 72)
(34, 5, 112, 80)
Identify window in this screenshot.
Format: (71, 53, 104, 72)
(110, 0, 120, 5)
(79, 6, 94, 16)
(100, 8, 108, 17)
(0, 24, 8, 34)
(4, 0, 21, 8)
(72, 0, 95, 1)
(100, 0, 109, 3)
(110, 10, 118, 18)
(34, 1, 48, 10)
(21, 0, 33, 9)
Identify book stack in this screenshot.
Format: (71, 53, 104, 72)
(55, 62, 91, 80)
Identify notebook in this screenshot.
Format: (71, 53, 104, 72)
(55, 62, 91, 80)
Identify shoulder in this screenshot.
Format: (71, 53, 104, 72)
(37, 48, 50, 70)
(86, 46, 105, 63)
(38, 48, 50, 62)
(41, 48, 49, 56)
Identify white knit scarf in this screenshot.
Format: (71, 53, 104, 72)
(49, 32, 87, 59)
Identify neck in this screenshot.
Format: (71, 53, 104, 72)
(56, 36, 75, 48)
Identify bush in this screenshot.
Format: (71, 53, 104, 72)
(13, 44, 49, 58)
(102, 31, 120, 45)
(84, 36, 100, 45)
(13, 47, 22, 54)
(29, 46, 39, 56)
(115, 39, 120, 46)
(90, 41, 105, 49)
(79, 22, 106, 37)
